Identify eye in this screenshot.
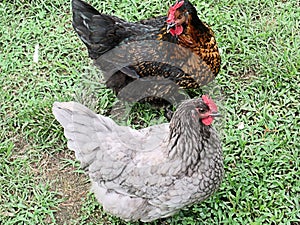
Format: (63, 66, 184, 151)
(197, 108, 206, 114)
(177, 14, 183, 20)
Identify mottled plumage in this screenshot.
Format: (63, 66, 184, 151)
(72, 0, 221, 94)
(53, 96, 224, 222)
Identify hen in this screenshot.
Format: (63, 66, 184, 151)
(53, 96, 224, 222)
(72, 0, 221, 96)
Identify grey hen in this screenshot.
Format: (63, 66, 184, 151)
(52, 96, 224, 222)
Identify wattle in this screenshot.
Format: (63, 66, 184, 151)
(170, 25, 183, 36)
(202, 116, 213, 126)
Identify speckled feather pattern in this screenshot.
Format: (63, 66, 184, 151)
(53, 98, 224, 222)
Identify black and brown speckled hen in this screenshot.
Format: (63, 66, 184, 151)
(52, 96, 224, 222)
(72, 0, 221, 94)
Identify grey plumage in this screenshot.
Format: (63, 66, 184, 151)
(52, 97, 223, 222)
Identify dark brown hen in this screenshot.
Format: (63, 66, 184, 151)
(72, 0, 221, 96)
(52, 96, 224, 222)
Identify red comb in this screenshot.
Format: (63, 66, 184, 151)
(167, 1, 184, 23)
(202, 95, 218, 112)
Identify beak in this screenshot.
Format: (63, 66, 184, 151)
(209, 112, 222, 117)
(167, 22, 176, 32)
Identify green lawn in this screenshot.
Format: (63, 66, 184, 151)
(0, 0, 299, 224)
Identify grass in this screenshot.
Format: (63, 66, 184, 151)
(0, 0, 299, 224)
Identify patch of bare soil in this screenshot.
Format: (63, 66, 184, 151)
(11, 136, 90, 223)
(32, 148, 90, 224)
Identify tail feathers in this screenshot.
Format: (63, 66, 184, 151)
(52, 101, 117, 167)
(53, 101, 98, 128)
(72, 0, 132, 59)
